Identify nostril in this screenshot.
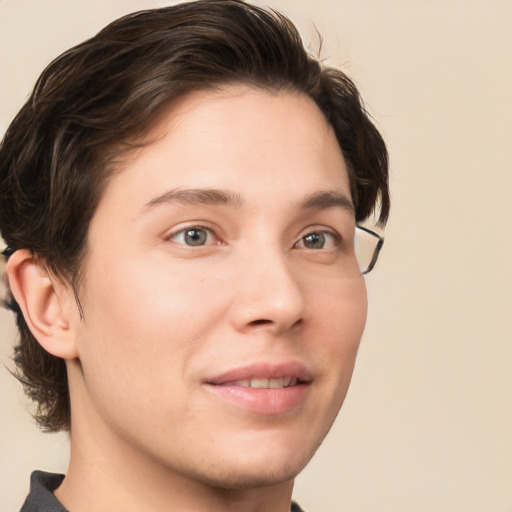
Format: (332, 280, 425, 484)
(249, 319, 273, 326)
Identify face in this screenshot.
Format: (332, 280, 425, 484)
(70, 86, 367, 490)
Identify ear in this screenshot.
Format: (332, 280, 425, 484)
(6, 249, 79, 360)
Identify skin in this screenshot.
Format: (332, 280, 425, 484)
(9, 86, 367, 512)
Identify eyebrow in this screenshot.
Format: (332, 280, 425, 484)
(299, 190, 355, 215)
(141, 188, 243, 213)
(140, 187, 354, 215)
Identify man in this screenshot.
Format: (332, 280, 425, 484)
(0, 1, 389, 510)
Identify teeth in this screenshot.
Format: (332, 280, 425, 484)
(221, 377, 299, 388)
(251, 378, 270, 388)
(269, 378, 284, 388)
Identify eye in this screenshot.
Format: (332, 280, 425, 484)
(295, 231, 338, 250)
(169, 226, 216, 247)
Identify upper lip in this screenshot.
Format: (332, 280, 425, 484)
(204, 361, 313, 385)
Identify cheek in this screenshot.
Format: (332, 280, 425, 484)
(310, 277, 367, 385)
(313, 276, 367, 342)
(75, 259, 231, 404)
(82, 255, 228, 339)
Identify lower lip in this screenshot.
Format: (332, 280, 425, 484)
(203, 383, 310, 414)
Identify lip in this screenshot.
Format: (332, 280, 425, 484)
(203, 361, 313, 415)
(205, 361, 313, 384)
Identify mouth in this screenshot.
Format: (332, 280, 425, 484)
(216, 376, 303, 389)
(203, 363, 312, 414)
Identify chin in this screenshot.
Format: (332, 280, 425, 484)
(180, 432, 324, 491)
(191, 456, 308, 491)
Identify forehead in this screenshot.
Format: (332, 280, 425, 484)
(94, 86, 350, 219)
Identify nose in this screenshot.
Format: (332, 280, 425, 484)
(229, 246, 306, 335)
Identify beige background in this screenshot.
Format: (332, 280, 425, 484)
(1, 1, 511, 511)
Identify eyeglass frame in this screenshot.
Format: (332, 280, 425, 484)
(356, 225, 384, 275)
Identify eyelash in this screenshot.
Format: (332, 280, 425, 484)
(167, 225, 341, 250)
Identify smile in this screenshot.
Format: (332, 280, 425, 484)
(217, 377, 301, 389)
(204, 362, 312, 414)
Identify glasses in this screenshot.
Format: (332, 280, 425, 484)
(1, 229, 384, 275)
(355, 225, 384, 275)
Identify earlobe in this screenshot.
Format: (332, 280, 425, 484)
(6, 249, 79, 360)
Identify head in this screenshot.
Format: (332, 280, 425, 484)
(0, 0, 389, 489)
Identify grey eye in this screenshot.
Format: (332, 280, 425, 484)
(295, 231, 338, 250)
(170, 227, 212, 246)
(183, 228, 208, 246)
(302, 232, 326, 249)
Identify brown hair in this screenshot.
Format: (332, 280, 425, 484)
(0, 0, 390, 432)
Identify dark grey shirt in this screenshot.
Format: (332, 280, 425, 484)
(19, 471, 305, 511)
(20, 472, 66, 512)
